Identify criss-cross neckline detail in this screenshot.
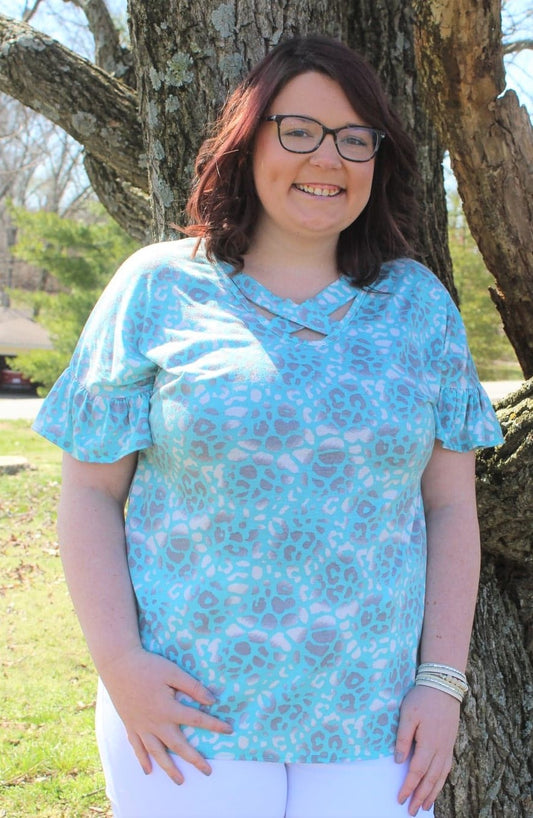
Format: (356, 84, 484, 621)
(231, 273, 359, 338)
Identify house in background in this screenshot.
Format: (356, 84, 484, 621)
(0, 302, 52, 390)
(0, 206, 56, 391)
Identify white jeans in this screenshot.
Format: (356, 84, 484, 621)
(96, 682, 434, 818)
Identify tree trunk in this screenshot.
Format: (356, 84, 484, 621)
(1, 2, 532, 813)
(127, 0, 349, 241)
(127, 0, 455, 300)
(412, 0, 533, 378)
(348, 0, 456, 298)
(437, 557, 533, 818)
(439, 378, 533, 818)
(476, 381, 533, 654)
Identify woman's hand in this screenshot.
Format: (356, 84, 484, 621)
(100, 647, 233, 784)
(395, 685, 461, 815)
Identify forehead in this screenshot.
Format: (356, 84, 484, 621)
(268, 71, 366, 126)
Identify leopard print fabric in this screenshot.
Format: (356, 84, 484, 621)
(34, 239, 503, 763)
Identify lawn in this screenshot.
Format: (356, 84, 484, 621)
(0, 421, 111, 817)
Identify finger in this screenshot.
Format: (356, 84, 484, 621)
(398, 747, 435, 807)
(142, 734, 186, 785)
(420, 757, 452, 812)
(395, 691, 421, 766)
(394, 717, 416, 766)
(128, 731, 153, 776)
(407, 755, 449, 817)
(170, 668, 217, 707)
(174, 703, 234, 735)
(163, 729, 214, 777)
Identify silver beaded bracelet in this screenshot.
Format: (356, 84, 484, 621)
(415, 662, 469, 703)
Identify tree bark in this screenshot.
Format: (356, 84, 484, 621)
(347, 0, 456, 300)
(0, 14, 146, 192)
(66, 0, 136, 86)
(127, 0, 349, 240)
(83, 153, 151, 242)
(476, 380, 533, 655)
(477, 381, 533, 566)
(436, 557, 533, 818)
(412, 0, 533, 378)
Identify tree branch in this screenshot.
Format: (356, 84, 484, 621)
(0, 14, 146, 192)
(502, 38, 533, 56)
(64, 0, 135, 85)
(22, 0, 45, 23)
(83, 152, 151, 242)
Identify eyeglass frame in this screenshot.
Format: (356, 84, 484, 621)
(263, 114, 386, 163)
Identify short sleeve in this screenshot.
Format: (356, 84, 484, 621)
(433, 297, 504, 452)
(33, 248, 157, 462)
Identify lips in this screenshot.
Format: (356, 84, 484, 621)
(293, 183, 344, 197)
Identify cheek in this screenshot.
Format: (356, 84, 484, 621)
(253, 153, 293, 204)
(352, 166, 375, 201)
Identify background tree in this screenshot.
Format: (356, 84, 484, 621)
(7, 203, 138, 392)
(0, 91, 93, 294)
(0, 1, 531, 815)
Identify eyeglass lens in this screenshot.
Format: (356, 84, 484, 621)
(276, 116, 379, 161)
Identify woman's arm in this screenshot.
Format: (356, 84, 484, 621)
(396, 442, 480, 816)
(58, 452, 232, 784)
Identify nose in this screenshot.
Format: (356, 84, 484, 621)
(309, 133, 342, 167)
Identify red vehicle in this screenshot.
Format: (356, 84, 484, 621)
(0, 367, 35, 392)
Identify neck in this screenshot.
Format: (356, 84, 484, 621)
(243, 226, 340, 301)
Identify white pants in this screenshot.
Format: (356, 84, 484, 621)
(96, 682, 434, 818)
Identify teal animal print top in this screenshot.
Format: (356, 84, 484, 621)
(34, 238, 503, 763)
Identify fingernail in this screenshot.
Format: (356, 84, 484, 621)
(201, 764, 212, 777)
(395, 750, 405, 764)
(203, 690, 217, 705)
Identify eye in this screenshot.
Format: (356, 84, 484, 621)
(339, 130, 371, 147)
(281, 126, 314, 139)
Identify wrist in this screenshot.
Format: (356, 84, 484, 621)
(415, 662, 469, 703)
(94, 640, 144, 678)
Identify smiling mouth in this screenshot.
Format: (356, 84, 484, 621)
(293, 183, 344, 197)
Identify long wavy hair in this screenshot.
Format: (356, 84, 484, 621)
(186, 36, 419, 286)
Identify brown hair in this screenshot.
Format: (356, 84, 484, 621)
(186, 35, 419, 286)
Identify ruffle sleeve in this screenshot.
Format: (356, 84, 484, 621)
(433, 383, 503, 452)
(33, 369, 153, 462)
(431, 287, 504, 452)
(33, 246, 158, 462)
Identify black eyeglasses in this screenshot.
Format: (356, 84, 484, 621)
(264, 114, 385, 162)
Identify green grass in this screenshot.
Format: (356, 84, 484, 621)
(0, 421, 111, 817)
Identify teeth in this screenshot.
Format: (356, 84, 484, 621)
(295, 184, 341, 197)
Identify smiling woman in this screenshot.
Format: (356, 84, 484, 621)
(33, 35, 503, 818)
(249, 72, 377, 274)
(187, 36, 418, 290)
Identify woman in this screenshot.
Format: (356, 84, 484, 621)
(34, 36, 503, 818)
